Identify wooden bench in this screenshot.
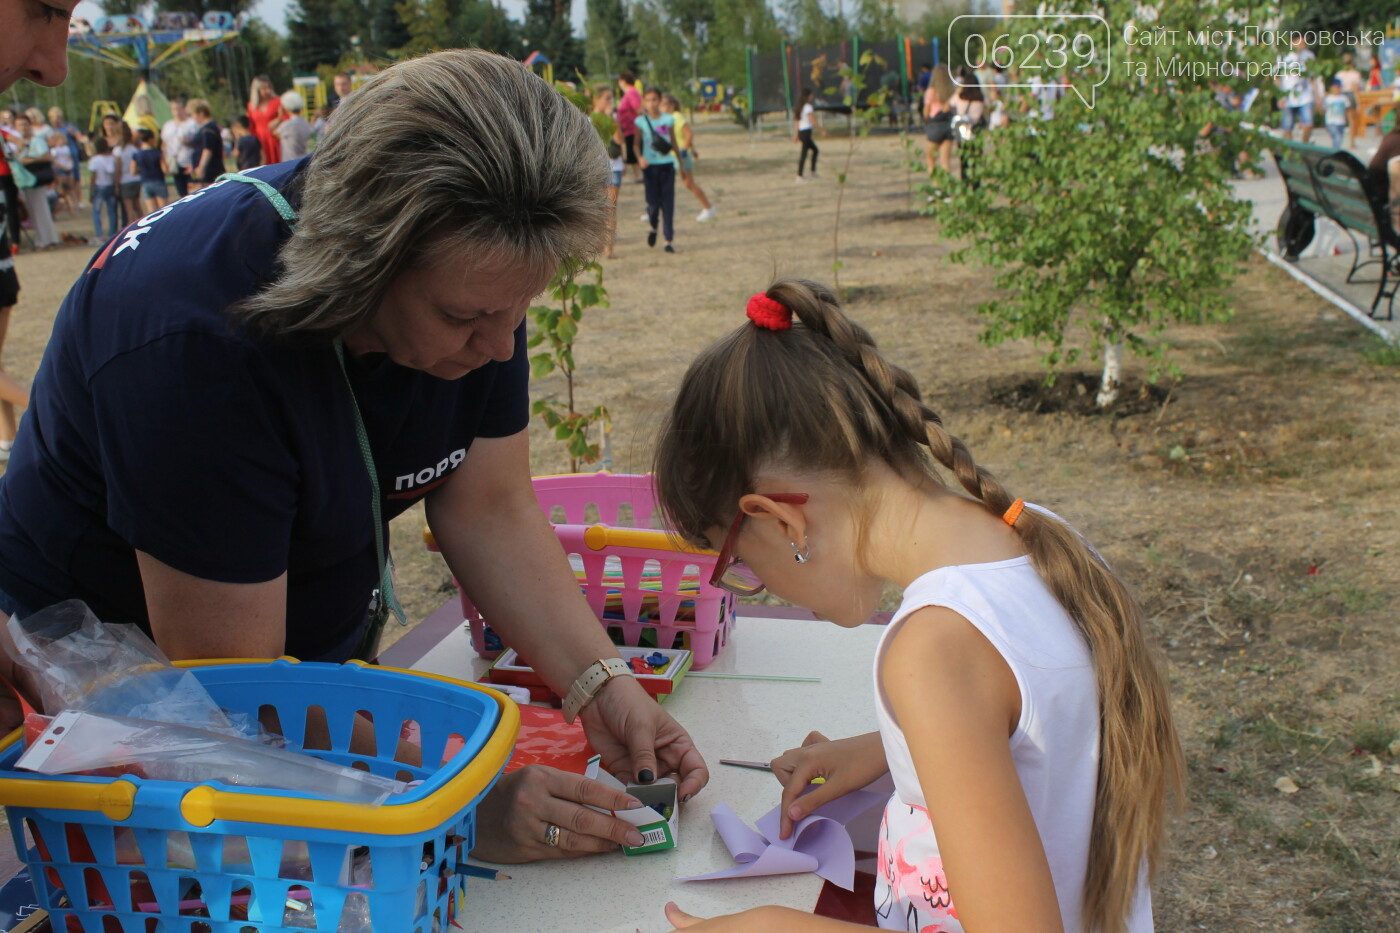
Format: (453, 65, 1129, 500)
(1271, 137, 1397, 320)
(1351, 89, 1397, 140)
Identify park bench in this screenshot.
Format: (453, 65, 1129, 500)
(1270, 136, 1397, 320)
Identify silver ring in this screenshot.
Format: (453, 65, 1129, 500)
(544, 823, 561, 847)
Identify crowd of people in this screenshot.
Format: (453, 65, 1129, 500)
(595, 71, 717, 257)
(0, 73, 345, 251)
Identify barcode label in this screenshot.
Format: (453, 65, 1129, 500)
(638, 827, 669, 847)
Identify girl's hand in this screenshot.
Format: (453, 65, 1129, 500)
(771, 731, 888, 840)
(469, 764, 649, 863)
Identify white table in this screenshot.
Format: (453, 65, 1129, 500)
(408, 612, 885, 933)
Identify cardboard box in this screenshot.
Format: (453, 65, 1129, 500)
(585, 756, 680, 855)
(485, 646, 692, 705)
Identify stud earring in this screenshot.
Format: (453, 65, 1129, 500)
(790, 538, 811, 563)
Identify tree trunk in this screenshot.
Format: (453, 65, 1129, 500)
(1096, 336, 1124, 408)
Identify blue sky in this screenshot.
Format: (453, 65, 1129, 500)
(74, 0, 588, 36)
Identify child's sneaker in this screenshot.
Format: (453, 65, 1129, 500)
(696, 207, 716, 222)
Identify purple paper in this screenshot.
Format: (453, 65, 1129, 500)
(679, 784, 888, 890)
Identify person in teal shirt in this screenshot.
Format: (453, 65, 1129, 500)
(636, 87, 677, 252)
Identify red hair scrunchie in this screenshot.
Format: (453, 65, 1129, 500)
(746, 293, 792, 331)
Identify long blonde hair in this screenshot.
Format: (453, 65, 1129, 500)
(655, 279, 1184, 933)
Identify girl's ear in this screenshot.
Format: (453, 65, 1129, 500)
(737, 494, 807, 543)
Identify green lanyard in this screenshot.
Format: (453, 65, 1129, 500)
(220, 171, 406, 658)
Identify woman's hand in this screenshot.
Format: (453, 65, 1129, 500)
(579, 674, 708, 800)
(470, 764, 650, 863)
(770, 731, 888, 840)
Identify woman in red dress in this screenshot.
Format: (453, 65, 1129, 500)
(246, 75, 285, 165)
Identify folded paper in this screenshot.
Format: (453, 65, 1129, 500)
(679, 781, 888, 890)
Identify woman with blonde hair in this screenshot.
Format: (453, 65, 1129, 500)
(923, 64, 956, 177)
(247, 74, 286, 165)
(0, 50, 707, 865)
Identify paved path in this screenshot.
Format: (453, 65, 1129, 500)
(1240, 128, 1399, 341)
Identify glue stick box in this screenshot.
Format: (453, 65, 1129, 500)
(585, 756, 680, 855)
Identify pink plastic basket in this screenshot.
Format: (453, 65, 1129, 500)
(427, 474, 735, 669)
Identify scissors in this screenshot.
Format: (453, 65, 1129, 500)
(719, 759, 825, 783)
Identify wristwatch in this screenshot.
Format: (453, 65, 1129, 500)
(562, 657, 634, 723)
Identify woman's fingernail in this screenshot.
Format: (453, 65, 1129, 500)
(789, 804, 803, 819)
(681, 793, 693, 803)
(626, 830, 644, 846)
(624, 796, 645, 808)
(638, 768, 654, 783)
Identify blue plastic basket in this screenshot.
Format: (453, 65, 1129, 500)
(0, 658, 519, 933)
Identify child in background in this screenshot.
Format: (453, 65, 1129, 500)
(46, 130, 75, 216)
(592, 85, 623, 259)
(661, 94, 715, 223)
(636, 86, 677, 254)
(130, 128, 168, 214)
(655, 280, 1183, 933)
(276, 91, 313, 162)
(231, 116, 261, 171)
(1322, 79, 1350, 150)
(87, 138, 119, 244)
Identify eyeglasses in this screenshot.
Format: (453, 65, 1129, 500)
(708, 493, 810, 596)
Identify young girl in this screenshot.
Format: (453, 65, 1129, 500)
(636, 86, 677, 253)
(129, 128, 168, 214)
(87, 137, 119, 244)
(592, 85, 623, 259)
(795, 88, 823, 180)
(661, 94, 715, 222)
(656, 280, 1183, 933)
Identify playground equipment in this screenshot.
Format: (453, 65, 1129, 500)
(745, 35, 937, 125)
(67, 12, 241, 76)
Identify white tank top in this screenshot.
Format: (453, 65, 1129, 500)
(871, 556, 1153, 932)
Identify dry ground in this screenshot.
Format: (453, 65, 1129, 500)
(3, 120, 1397, 931)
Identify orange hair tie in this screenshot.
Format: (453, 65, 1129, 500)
(1002, 498, 1026, 527)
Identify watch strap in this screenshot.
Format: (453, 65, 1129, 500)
(562, 657, 633, 723)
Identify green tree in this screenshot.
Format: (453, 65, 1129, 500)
(367, 0, 411, 59)
(933, 0, 1273, 407)
(394, 0, 455, 57)
(1286, 0, 1397, 34)
(523, 0, 583, 74)
(664, 0, 714, 85)
(454, 0, 521, 54)
(704, 0, 785, 90)
(783, 0, 846, 48)
(630, 0, 689, 89)
(287, 0, 350, 72)
(238, 19, 292, 88)
(852, 0, 902, 41)
(584, 0, 638, 78)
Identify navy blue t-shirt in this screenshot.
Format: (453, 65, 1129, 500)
(132, 148, 164, 184)
(0, 159, 530, 661)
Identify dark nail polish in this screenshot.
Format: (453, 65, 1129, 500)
(638, 768, 654, 783)
(681, 793, 693, 803)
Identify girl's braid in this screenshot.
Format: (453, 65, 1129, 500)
(775, 280, 1017, 518)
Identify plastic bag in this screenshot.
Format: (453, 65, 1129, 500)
(17, 709, 407, 806)
(3, 600, 254, 737)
